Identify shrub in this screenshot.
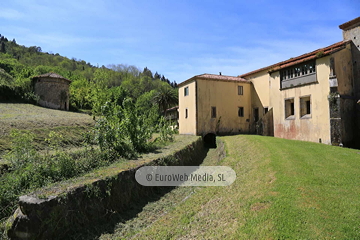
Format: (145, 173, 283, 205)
(157, 116, 176, 142)
(3, 130, 39, 170)
(94, 98, 157, 158)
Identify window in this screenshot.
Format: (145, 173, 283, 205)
(184, 87, 189, 96)
(185, 108, 188, 118)
(280, 60, 317, 89)
(300, 96, 311, 118)
(254, 108, 259, 122)
(285, 98, 295, 119)
(238, 107, 244, 117)
(264, 107, 269, 114)
(281, 61, 316, 80)
(330, 57, 336, 77)
(211, 107, 216, 118)
(238, 86, 243, 95)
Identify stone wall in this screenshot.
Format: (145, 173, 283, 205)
(6, 137, 208, 239)
(33, 78, 70, 111)
(351, 43, 360, 148)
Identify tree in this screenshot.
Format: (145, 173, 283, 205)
(154, 72, 161, 79)
(94, 98, 156, 157)
(153, 86, 178, 115)
(1, 42, 5, 53)
(0, 68, 15, 85)
(142, 67, 153, 79)
(136, 90, 157, 113)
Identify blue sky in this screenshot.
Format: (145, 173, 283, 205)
(0, 0, 359, 83)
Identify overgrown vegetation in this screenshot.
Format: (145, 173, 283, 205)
(94, 98, 176, 158)
(0, 112, 176, 224)
(0, 33, 180, 235)
(0, 130, 104, 221)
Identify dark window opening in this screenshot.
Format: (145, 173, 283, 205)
(254, 108, 259, 122)
(185, 108, 188, 118)
(184, 87, 189, 96)
(264, 107, 269, 114)
(330, 57, 336, 77)
(211, 107, 216, 118)
(285, 98, 295, 119)
(300, 96, 311, 117)
(306, 101, 310, 114)
(290, 102, 294, 115)
(330, 87, 338, 93)
(238, 107, 244, 117)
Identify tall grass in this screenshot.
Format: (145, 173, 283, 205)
(0, 130, 119, 223)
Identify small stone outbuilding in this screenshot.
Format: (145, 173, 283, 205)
(32, 73, 71, 110)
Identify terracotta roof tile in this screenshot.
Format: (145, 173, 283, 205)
(339, 17, 360, 30)
(32, 72, 71, 82)
(178, 73, 249, 87)
(238, 41, 350, 77)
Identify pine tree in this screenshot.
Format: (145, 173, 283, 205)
(0, 42, 5, 53)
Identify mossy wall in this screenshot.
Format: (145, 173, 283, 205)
(6, 137, 207, 240)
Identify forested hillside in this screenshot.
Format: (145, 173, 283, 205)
(0, 34, 178, 113)
(0, 34, 180, 226)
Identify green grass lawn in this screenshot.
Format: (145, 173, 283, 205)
(103, 135, 360, 239)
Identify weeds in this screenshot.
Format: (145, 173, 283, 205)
(0, 130, 117, 222)
(3, 130, 39, 170)
(0, 99, 176, 229)
(158, 117, 177, 142)
(94, 99, 174, 158)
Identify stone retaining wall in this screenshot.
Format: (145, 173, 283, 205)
(6, 137, 207, 239)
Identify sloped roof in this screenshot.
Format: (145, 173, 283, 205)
(32, 72, 71, 82)
(178, 73, 249, 87)
(238, 40, 350, 78)
(339, 16, 360, 30)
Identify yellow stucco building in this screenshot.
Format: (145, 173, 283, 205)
(179, 74, 251, 136)
(178, 17, 360, 148)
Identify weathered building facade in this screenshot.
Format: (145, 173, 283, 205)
(32, 73, 71, 111)
(179, 74, 251, 136)
(178, 17, 360, 148)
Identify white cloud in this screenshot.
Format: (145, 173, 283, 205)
(0, 8, 24, 20)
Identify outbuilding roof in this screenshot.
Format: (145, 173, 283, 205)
(32, 72, 71, 82)
(178, 73, 249, 87)
(238, 40, 350, 78)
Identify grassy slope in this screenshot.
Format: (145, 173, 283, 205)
(0, 103, 94, 157)
(0, 103, 94, 135)
(107, 135, 360, 239)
